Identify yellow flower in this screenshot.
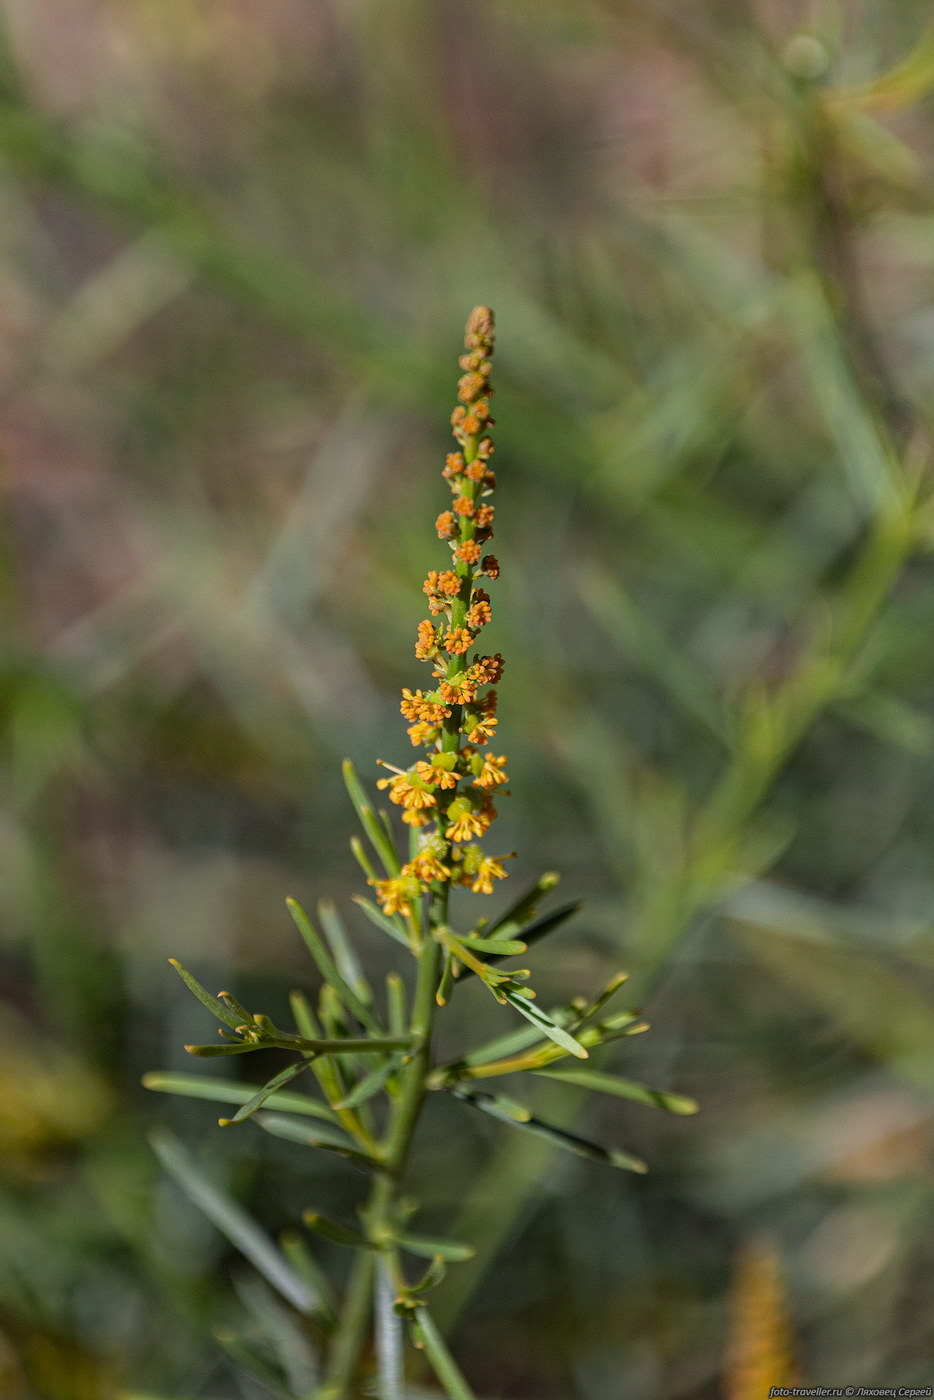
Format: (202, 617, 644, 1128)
(469, 855, 510, 894)
(376, 772, 437, 811)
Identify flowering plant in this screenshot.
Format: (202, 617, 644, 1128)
(146, 308, 695, 1400)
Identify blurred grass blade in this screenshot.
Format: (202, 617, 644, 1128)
(278, 1229, 338, 1327)
(233, 1274, 320, 1396)
(142, 1071, 338, 1122)
(286, 898, 382, 1033)
(150, 1130, 316, 1313)
(213, 1327, 292, 1400)
(410, 1305, 476, 1400)
(221, 1060, 312, 1125)
(499, 987, 588, 1060)
(534, 1067, 698, 1114)
(450, 1089, 647, 1173)
(168, 959, 244, 1030)
(319, 898, 371, 1004)
(375, 1258, 405, 1400)
(398, 1234, 476, 1262)
(343, 759, 402, 876)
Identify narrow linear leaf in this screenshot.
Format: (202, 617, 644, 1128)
(319, 898, 372, 1004)
(450, 1089, 647, 1173)
(286, 898, 382, 1033)
(150, 1131, 316, 1313)
(398, 1234, 476, 1262)
(221, 1060, 312, 1125)
(183, 1041, 259, 1058)
(332, 1055, 400, 1110)
(455, 935, 528, 956)
(303, 1211, 376, 1250)
(454, 1007, 578, 1069)
(485, 873, 561, 940)
(342, 758, 402, 876)
(168, 959, 244, 1030)
(500, 987, 588, 1060)
(410, 1306, 476, 1400)
(353, 896, 412, 948)
(408, 1254, 447, 1296)
(535, 1067, 699, 1115)
(142, 1072, 338, 1123)
(386, 973, 407, 1037)
(255, 1112, 379, 1166)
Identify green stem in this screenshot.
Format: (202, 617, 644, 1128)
(317, 933, 443, 1399)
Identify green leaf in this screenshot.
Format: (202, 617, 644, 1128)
(499, 987, 588, 1060)
(455, 1011, 576, 1068)
(408, 1254, 447, 1295)
(455, 935, 527, 956)
(485, 872, 561, 941)
(302, 1211, 376, 1250)
(318, 898, 371, 1004)
(352, 896, 412, 949)
(142, 1071, 338, 1123)
(534, 1067, 699, 1114)
(286, 898, 382, 1033)
(410, 1305, 476, 1400)
(398, 1233, 476, 1262)
(220, 1060, 312, 1125)
(213, 1328, 293, 1400)
(255, 1112, 379, 1165)
(168, 959, 244, 1030)
(342, 758, 402, 876)
(150, 1131, 316, 1313)
(332, 1055, 400, 1110)
(183, 1041, 259, 1058)
(386, 972, 406, 1037)
(450, 1089, 647, 1173)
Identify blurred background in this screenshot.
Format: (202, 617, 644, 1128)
(3, 1, 934, 1396)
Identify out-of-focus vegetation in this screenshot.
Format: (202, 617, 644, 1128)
(3, 2, 934, 1396)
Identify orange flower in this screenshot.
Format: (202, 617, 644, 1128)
(451, 406, 466, 430)
(400, 689, 450, 723)
(470, 653, 505, 685)
(469, 854, 510, 894)
(435, 511, 456, 539)
(444, 452, 464, 478)
(415, 758, 458, 790)
(402, 850, 452, 884)
(377, 772, 437, 811)
(439, 674, 478, 706)
(474, 753, 508, 788)
(456, 540, 482, 565)
(444, 627, 474, 655)
(465, 459, 487, 483)
(453, 495, 474, 517)
(462, 413, 481, 435)
(474, 504, 494, 530)
(467, 597, 491, 629)
(458, 372, 486, 403)
(407, 720, 439, 747)
(445, 803, 489, 843)
(415, 620, 438, 660)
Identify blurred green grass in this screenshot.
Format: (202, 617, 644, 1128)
(3, 1, 934, 1396)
